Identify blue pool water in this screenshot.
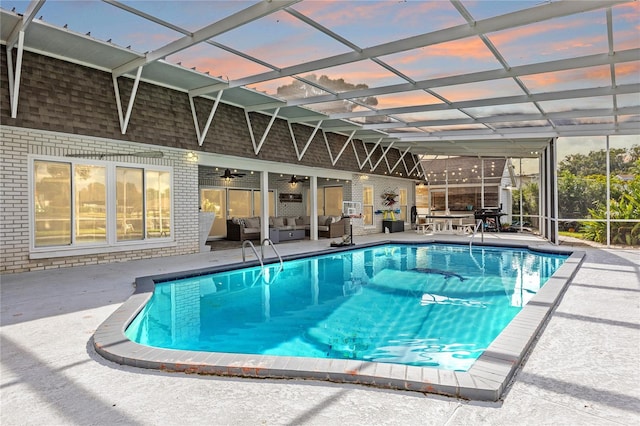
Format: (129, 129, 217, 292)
(126, 244, 568, 371)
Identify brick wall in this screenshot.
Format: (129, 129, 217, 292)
(0, 127, 198, 273)
(0, 48, 419, 273)
(0, 49, 421, 178)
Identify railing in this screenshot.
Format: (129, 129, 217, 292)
(469, 219, 484, 249)
(242, 239, 283, 286)
(261, 238, 283, 273)
(242, 240, 262, 268)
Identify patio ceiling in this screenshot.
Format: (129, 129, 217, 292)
(1, 0, 638, 159)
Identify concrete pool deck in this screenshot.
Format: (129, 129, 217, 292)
(2, 232, 639, 424)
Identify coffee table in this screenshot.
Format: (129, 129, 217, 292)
(269, 228, 305, 243)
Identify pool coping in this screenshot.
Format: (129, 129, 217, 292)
(93, 240, 585, 401)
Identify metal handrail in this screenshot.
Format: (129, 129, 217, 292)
(242, 240, 263, 269)
(261, 238, 283, 273)
(469, 219, 484, 249)
(242, 239, 284, 286)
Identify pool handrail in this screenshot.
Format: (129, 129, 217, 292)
(261, 238, 283, 273)
(241, 239, 283, 274)
(241, 240, 263, 268)
(469, 219, 484, 249)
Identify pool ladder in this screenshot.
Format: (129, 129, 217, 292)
(469, 219, 484, 249)
(242, 239, 283, 285)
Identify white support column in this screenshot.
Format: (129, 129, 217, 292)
(328, 130, 356, 166)
(445, 158, 449, 213)
(260, 171, 270, 243)
(6, 31, 25, 118)
(480, 158, 485, 209)
(538, 151, 545, 238)
(552, 138, 559, 245)
(519, 158, 524, 232)
(360, 138, 382, 170)
(288, 121, 301, 159)
(254, 108, 281, 155)
(112, 66, 143, 134)
(310, 176, 318, 240)
(371, 142, 394, 172)
(297, 121, 323, 160)
(390, 147, 411, 174)
(189, 89, 223, 146)
(605, 135, 611, 247)
(544, 144, 553, 240)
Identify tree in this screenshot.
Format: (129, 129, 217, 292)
(558, 147, 639, 176)
(512, 181, 538, 226)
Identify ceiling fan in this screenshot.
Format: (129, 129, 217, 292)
(220, 169, 246, 179)
(277, 174, 303, 184)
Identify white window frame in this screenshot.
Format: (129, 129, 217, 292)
(399, 187, 408, 223)
(28, 155, 175, 259)
(363, 184, 375, 227)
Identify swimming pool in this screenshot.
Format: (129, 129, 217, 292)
(94, 241, 584, 401)
(125, 244, 567, 372)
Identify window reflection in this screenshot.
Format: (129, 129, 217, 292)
(116, 167, 144, 241)
(146, 170, 171, 238)
(34, 161, 71, 246)
(75, 165, 106, 243)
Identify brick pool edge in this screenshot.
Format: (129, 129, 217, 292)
(93, 242, 584, 401)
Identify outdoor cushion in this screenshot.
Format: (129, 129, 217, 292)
(285, 217, 298, 226)
(245, 217, 260, 228)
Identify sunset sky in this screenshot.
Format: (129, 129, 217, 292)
(2, 0, 639, 160)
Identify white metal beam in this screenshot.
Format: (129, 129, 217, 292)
(5, 0, 46, 118)
(389, 147, 412, 174)
(6, 31, 24, 118)
(230, 0, 625, 88)
(326, 130, 356, 166)
(5, 0, 45, 50)
(244, 108, 282, 155)
(328, 83, 640, 121)
(189, 89, 224, 147)
(112, 66, 143, 134)
(112, 0, 300, 77)
(360, 105, 640, 131)
(370, 142, 395, 172)
(297, 121, 322, 160)
(285, 48, 639, 108)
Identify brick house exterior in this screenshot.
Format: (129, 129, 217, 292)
(0, 49, 419, 273)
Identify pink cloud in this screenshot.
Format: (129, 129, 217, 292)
(432, 86, 497, 103)
(375, 92, 441, 110)
(616, 62, 640, 78)
(522, 66, 611, 89)
(615, 1, 640, 23)
(170, 46, 270, 80)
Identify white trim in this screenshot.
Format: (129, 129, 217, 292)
(29, 240, 178, 259)
(28, 154, 174, 255)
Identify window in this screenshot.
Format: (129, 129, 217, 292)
(145, 170, 171, 238)
(34, 161, 72, 246)
(117, 167, 144, 241)
(324, 186, 343, 216)
(253, 190, 275, 217)
(32, 157, 172, 251)
(363, 185, 373, 226)
(306, 185, 343, 216)
(75, 164, 106, 243)
(399, 188, 408, 222)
